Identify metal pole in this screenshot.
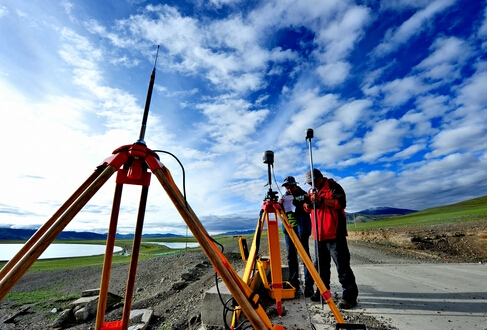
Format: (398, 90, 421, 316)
(305, 128, 323, 305)
(137, 45, 159, 145)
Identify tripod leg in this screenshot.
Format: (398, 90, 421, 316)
(121, 185, 149, 330)
(277, 209, 345, 323)
(152, 167, 274, 330)
(0, 168, 103, 281)
(241, 209, 265, 283)
(266, 210, 284, 316)
(0, 165, 117, 301)
(95, 182, 124, 330)
(232, 209, 265, 328)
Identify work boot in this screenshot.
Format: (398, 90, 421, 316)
(310, 290, 321, 302)
(304, 285, 314, 298)
(338, 299, 357, 309)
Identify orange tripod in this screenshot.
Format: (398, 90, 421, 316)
(233, 151, 346, 327)
(0, 142, 288, 330)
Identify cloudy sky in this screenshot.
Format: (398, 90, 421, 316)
(0, 0, 486, 235)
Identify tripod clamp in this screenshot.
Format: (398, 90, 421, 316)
(264, 188, 278, 202)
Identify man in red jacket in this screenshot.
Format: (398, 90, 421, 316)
(303, 168, 358, 309)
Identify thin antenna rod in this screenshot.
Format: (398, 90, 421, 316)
(137, 45, 160, 145)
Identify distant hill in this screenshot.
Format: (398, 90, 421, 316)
(354, 206, 417, 216)
(347, 207, 417, 223)
(0, 228, 183, 241)
(116, 233, 183, 239)
(217, 229, 255, 236)
(0, 228, 108, 241)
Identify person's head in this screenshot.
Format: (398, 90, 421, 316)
(282, 176, 298, 193)
(305, 169, 324, 188)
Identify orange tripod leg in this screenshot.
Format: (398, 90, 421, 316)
(95, 182, 123, 330)
(0, 169, 103, 282)
(265, 208, 284, 316)
(120, 185, 149, 330)
(276, 208, 345, 323)
(232, 210, 265, 328)
(0, 165, 118, 301)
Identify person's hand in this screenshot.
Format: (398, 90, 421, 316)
(309, 193, 319, 202)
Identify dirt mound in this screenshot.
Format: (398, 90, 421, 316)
(348, 220, 487, 263)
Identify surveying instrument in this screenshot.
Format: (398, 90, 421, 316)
(233, 150, 357, 328)
(0, 47, 365, 330)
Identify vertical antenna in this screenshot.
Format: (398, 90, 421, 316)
(137, 45, 160, 145)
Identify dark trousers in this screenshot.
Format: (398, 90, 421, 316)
(314, 236, 358, 302)
(284, 227, 313, 288)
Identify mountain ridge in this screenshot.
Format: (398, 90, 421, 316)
(0, 228, 183, 241)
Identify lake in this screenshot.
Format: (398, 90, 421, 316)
(146, 242, 200, 249)
(0, 244, 123, 262)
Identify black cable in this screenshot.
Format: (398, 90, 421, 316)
(271, 164, 283, 198)
(153, 149, 188, 208)
(209, 235, 224, 253)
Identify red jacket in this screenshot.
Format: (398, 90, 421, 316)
(305, 178, 347, 241)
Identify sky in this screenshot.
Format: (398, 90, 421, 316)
(0, 0, 486, 236)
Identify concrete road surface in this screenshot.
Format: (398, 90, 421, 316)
(350, 262, 487, 330)
(202, 240, 487, 330)
(294, 241, 487, 330)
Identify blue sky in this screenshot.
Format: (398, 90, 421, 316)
(0, 0, 486, 235)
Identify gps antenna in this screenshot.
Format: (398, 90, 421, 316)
(137, 45, 160, 145)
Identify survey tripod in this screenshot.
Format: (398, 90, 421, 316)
(233, 150, 346, 327)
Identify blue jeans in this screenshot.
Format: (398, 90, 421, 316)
(315, 236, 358, 302)
(284, 226, 313, 288)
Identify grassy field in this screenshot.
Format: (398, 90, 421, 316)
(348, 195, 487, 231)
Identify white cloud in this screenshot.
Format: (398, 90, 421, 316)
(196, 97, 269, 153)
(454, 63, 487, 113)
(0, 5, 9, 18)
(415, 36, 472, 81)
(317, 5, 372, 62)
(373, 0, 457, 57)
(363, 119, 409, 160)
(380, 0, 441, 11)
(478, 4, 487, 39)
(334, 99, 372, 128)
(380, 76, 431, 107)
(427, 125, 486, 158)
(279, 89, 340, 145)
(316, 61, 351, 87)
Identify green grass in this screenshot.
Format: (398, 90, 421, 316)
(348, 195, 487, 231)
(5, 281, 80, 308)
